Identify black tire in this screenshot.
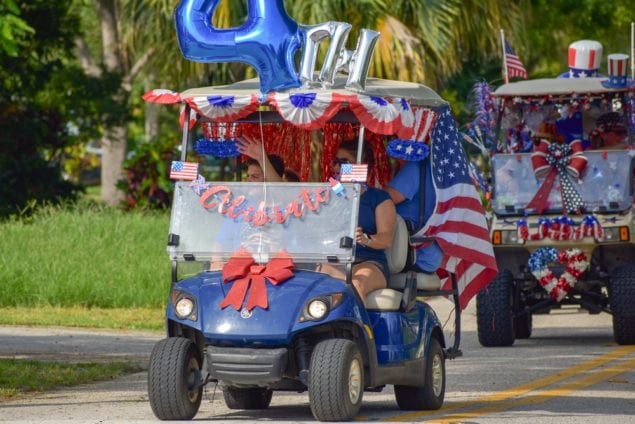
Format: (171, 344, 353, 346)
(308, 339, 363, 421)
(148, 337, 203, 420)
(610, 265, 635, 344)
(515, 311, 532, 339)
(222, 387, 273, 410)
(394, 337, 445, 410)
(476, 269, 516, 347)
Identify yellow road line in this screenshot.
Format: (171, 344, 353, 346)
(430, 356, 635, 424)
(382, 345, 635, 422)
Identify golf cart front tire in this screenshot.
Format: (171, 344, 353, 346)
(148, 337, 203, 420)
(309, 338, 364, 421)
(476, 269, 516, 347)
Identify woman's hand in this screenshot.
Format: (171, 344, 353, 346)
(236, 134, 264, 160)
(355, 227, 371, 247)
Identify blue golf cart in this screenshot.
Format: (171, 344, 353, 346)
(145, 77, 466, 422)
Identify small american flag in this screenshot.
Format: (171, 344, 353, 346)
(340, 163, 368, 183)
(170, 161, 198, 181)
(504, 40, 528, 81)
(415, 106, 498, 310)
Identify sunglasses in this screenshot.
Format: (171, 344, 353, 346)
(331, 157, 351, 166)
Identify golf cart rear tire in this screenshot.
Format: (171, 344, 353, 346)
(394, 337, 445, 410)
(476, 269, 516, 347)
(309, 339, 363, 421)
(222, 387, 273, 410)
(610, 265, 635, 345)
(148, 337, 203, 420)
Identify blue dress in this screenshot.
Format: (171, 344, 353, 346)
(355, 187, 391, 278)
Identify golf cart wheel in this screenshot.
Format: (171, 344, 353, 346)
(476, 269, 516, 347)
(515, 311, 533, 339)
(308, 339, 363, 421)
(394, 337, 445, 410)
(148, 337, 203, 420)
(610, 265, 635, 344)
(222, 387, 273, 409)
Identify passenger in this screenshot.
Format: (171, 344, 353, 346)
(385, 160, 443, 273)
(589, 112, 628, 149)
(322, 139, 397, 301)
(237, 135, 284, 182)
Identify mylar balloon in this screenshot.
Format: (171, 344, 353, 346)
(175, 0, 302, 94)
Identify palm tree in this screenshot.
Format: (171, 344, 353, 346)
(86, 0, 523, 205)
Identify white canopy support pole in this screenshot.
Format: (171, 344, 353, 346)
(500, 29, 509, 84)
(180, 104, 191, 161)
(356, 125, 365, 163)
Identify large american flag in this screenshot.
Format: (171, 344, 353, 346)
(416, 106, 498, 309)
(504, 40, 528, 81)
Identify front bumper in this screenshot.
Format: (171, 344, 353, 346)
(206, 346, 288, 385)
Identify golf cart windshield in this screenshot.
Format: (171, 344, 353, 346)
(168, 181, 360, 263)
(491, 150, 633, 215)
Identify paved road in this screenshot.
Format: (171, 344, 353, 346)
(1, 299, 634, 423)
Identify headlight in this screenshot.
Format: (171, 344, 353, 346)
(175, 296, 195, 319)
(307, 299, 328, 319)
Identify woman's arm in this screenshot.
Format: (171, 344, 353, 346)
(237, 135, 283, 182)
(356, 199, 396, 249)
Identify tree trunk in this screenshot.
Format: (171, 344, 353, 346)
(95, 0, 127, 206)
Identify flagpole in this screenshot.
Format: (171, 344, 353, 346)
(631, 22, 634, 79)
(500, 29, 509, 84)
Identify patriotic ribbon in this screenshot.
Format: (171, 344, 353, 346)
(527, 140, 587, 214)
(220, 250, 294, 311)
(528, 247, 589, 301)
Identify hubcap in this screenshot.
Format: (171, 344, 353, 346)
(186, 356, 201, 402)
(348, 358, 362, 403)
(431, 353, 443, 396)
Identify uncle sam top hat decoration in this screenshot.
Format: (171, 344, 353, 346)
(560, 40, 603, 78)
(602, 53, 635, 88)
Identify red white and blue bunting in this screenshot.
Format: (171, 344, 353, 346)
(517, 215, 603, 241)
(143, 88, 435, 143)
(267, 92, 345, 130)
(185, 94, 260, 122)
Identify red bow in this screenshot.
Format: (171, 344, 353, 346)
(220, 250, 294, 311)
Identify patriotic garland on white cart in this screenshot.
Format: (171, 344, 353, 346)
(517, 215, 603, 241)
(528, 247, 589, 301)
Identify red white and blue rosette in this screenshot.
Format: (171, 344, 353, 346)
(528, 247, 589, 301)
(185, 94, 260, 122)
(387, 107, 437, 161)
(267, 91, 344, 130)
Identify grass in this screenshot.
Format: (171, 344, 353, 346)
(0, 200, 171, 309)
(0, 359, 142, 398)
(0, 306, 165, 331)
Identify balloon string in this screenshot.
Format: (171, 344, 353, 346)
(257, 110, 266, 258)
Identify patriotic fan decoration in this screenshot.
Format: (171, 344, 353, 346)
(267, 92, 345, 130)
(185, 94, 260, 122)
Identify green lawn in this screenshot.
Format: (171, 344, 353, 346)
(0, 359, 142, 398)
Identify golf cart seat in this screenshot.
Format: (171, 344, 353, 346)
(365, 215, 442, 311)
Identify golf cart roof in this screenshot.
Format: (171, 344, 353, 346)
(179, 76, 447, 108)
(492, 77, 631, 98)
